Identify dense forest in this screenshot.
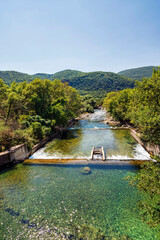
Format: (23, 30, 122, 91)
(103, 67, 160, 145)
(0, 69, 135, 151)
(0, 66, 155, 87)
(34, 69, 85, 81)
(118, 66, 157, 81)
(0, 70, 135, 97)
(0, 69, 85, 85)
(0, 78, 82, 151)
(0, 66, 160, 230)
(63, 71, 135, 97)
(0, 71, 35, 85)
(104, 67, 160, 228)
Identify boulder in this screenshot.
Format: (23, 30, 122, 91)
(81, 167, 92, 175)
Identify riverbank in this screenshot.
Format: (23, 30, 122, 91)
(104, 112, 160, 157)
(1, 109, 157, 168)
(131, 129, 160, 157)
(76, 112, 93, 120)
(103, 112, 121, 126)
(0, 119, 77, 168)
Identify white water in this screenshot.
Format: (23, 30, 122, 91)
(31, 143, 151, 161)
(108, 144, 151, 160)
(30, 148, 89, 160)
(88, 109, 107, 121)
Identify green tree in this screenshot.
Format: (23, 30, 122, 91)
(24, 78, 54, 118)
(104, 67, 160, 144)
(0, 77, 82, 150)
(31, 122, 43, 140)
(126, 159, 160, 227)
(103, 91, 118, 110)
(128, 67, 160, 144)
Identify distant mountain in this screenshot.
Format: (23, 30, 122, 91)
(62, 71, 135, 97)
(0, 69, 135, 97)
(118, 66, 157, 81)
(34, 69, 85, 81)
(51, 69, 85, 80)
(33, 73, 53, 80)
(0, 71, 34, 85)
(0, 69, 85, 85)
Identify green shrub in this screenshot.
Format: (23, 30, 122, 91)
(31, 122, 43, 140)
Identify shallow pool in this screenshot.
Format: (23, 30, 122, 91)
(0, 164, 159, 239)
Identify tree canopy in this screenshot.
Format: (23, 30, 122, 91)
(103, 67, 160, 145)
(0, 78, 82, 151)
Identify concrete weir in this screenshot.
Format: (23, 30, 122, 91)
(23, 158, 152, 166)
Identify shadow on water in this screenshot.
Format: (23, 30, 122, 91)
(0, 164, 18, 174)
(23, 163, 140, 171)
(61, 130, 79, 139)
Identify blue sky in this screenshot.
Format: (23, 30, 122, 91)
(0, 0, 160, 74)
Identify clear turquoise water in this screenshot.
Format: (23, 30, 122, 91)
(0, 164, 159, 239)
(0, 110, 157, 239)
(31, 110, 150, 160)
(43, 129, 138, 159)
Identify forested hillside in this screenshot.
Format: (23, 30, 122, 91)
(0, 66, 157, 87)
(34, 69, 85, 81)
(51, 69, 85, 80)
(64, 72, 135, 97)
(0, 71, 35, 85)
(118, 66, 157, 80)
(0, 70, 135, 97)
(0, 70, 85, 85)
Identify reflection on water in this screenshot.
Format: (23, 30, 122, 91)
(0, 164, 159, 239)
(31, 110, 150, 160)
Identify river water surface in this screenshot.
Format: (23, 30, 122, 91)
(0, 110, 159, 240)
(31, 110, 150, 160)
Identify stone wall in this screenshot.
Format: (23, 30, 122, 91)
(130, 129, 160, 157)
(0, 144, 29, 167)
(29, 130, 60, 156)
(10, 144, 29, 161)
(0, 118, 79, 167)
(29, 119, 76, 157)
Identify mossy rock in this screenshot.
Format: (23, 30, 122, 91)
(81, 167, 92, 175)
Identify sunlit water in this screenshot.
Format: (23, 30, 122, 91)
(0, 164, 159, 239)
(0, 110, 157, 239)
(31, 110, 150, 160)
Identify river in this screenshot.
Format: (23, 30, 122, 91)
(0, 110, 159, 239)
(31, 109, 150, 160)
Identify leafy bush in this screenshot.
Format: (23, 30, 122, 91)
(31, 122, 43, 140)
(42, 126, 52, 137)
(13, 129, 34, 150)
(126, 159, 160, 228)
